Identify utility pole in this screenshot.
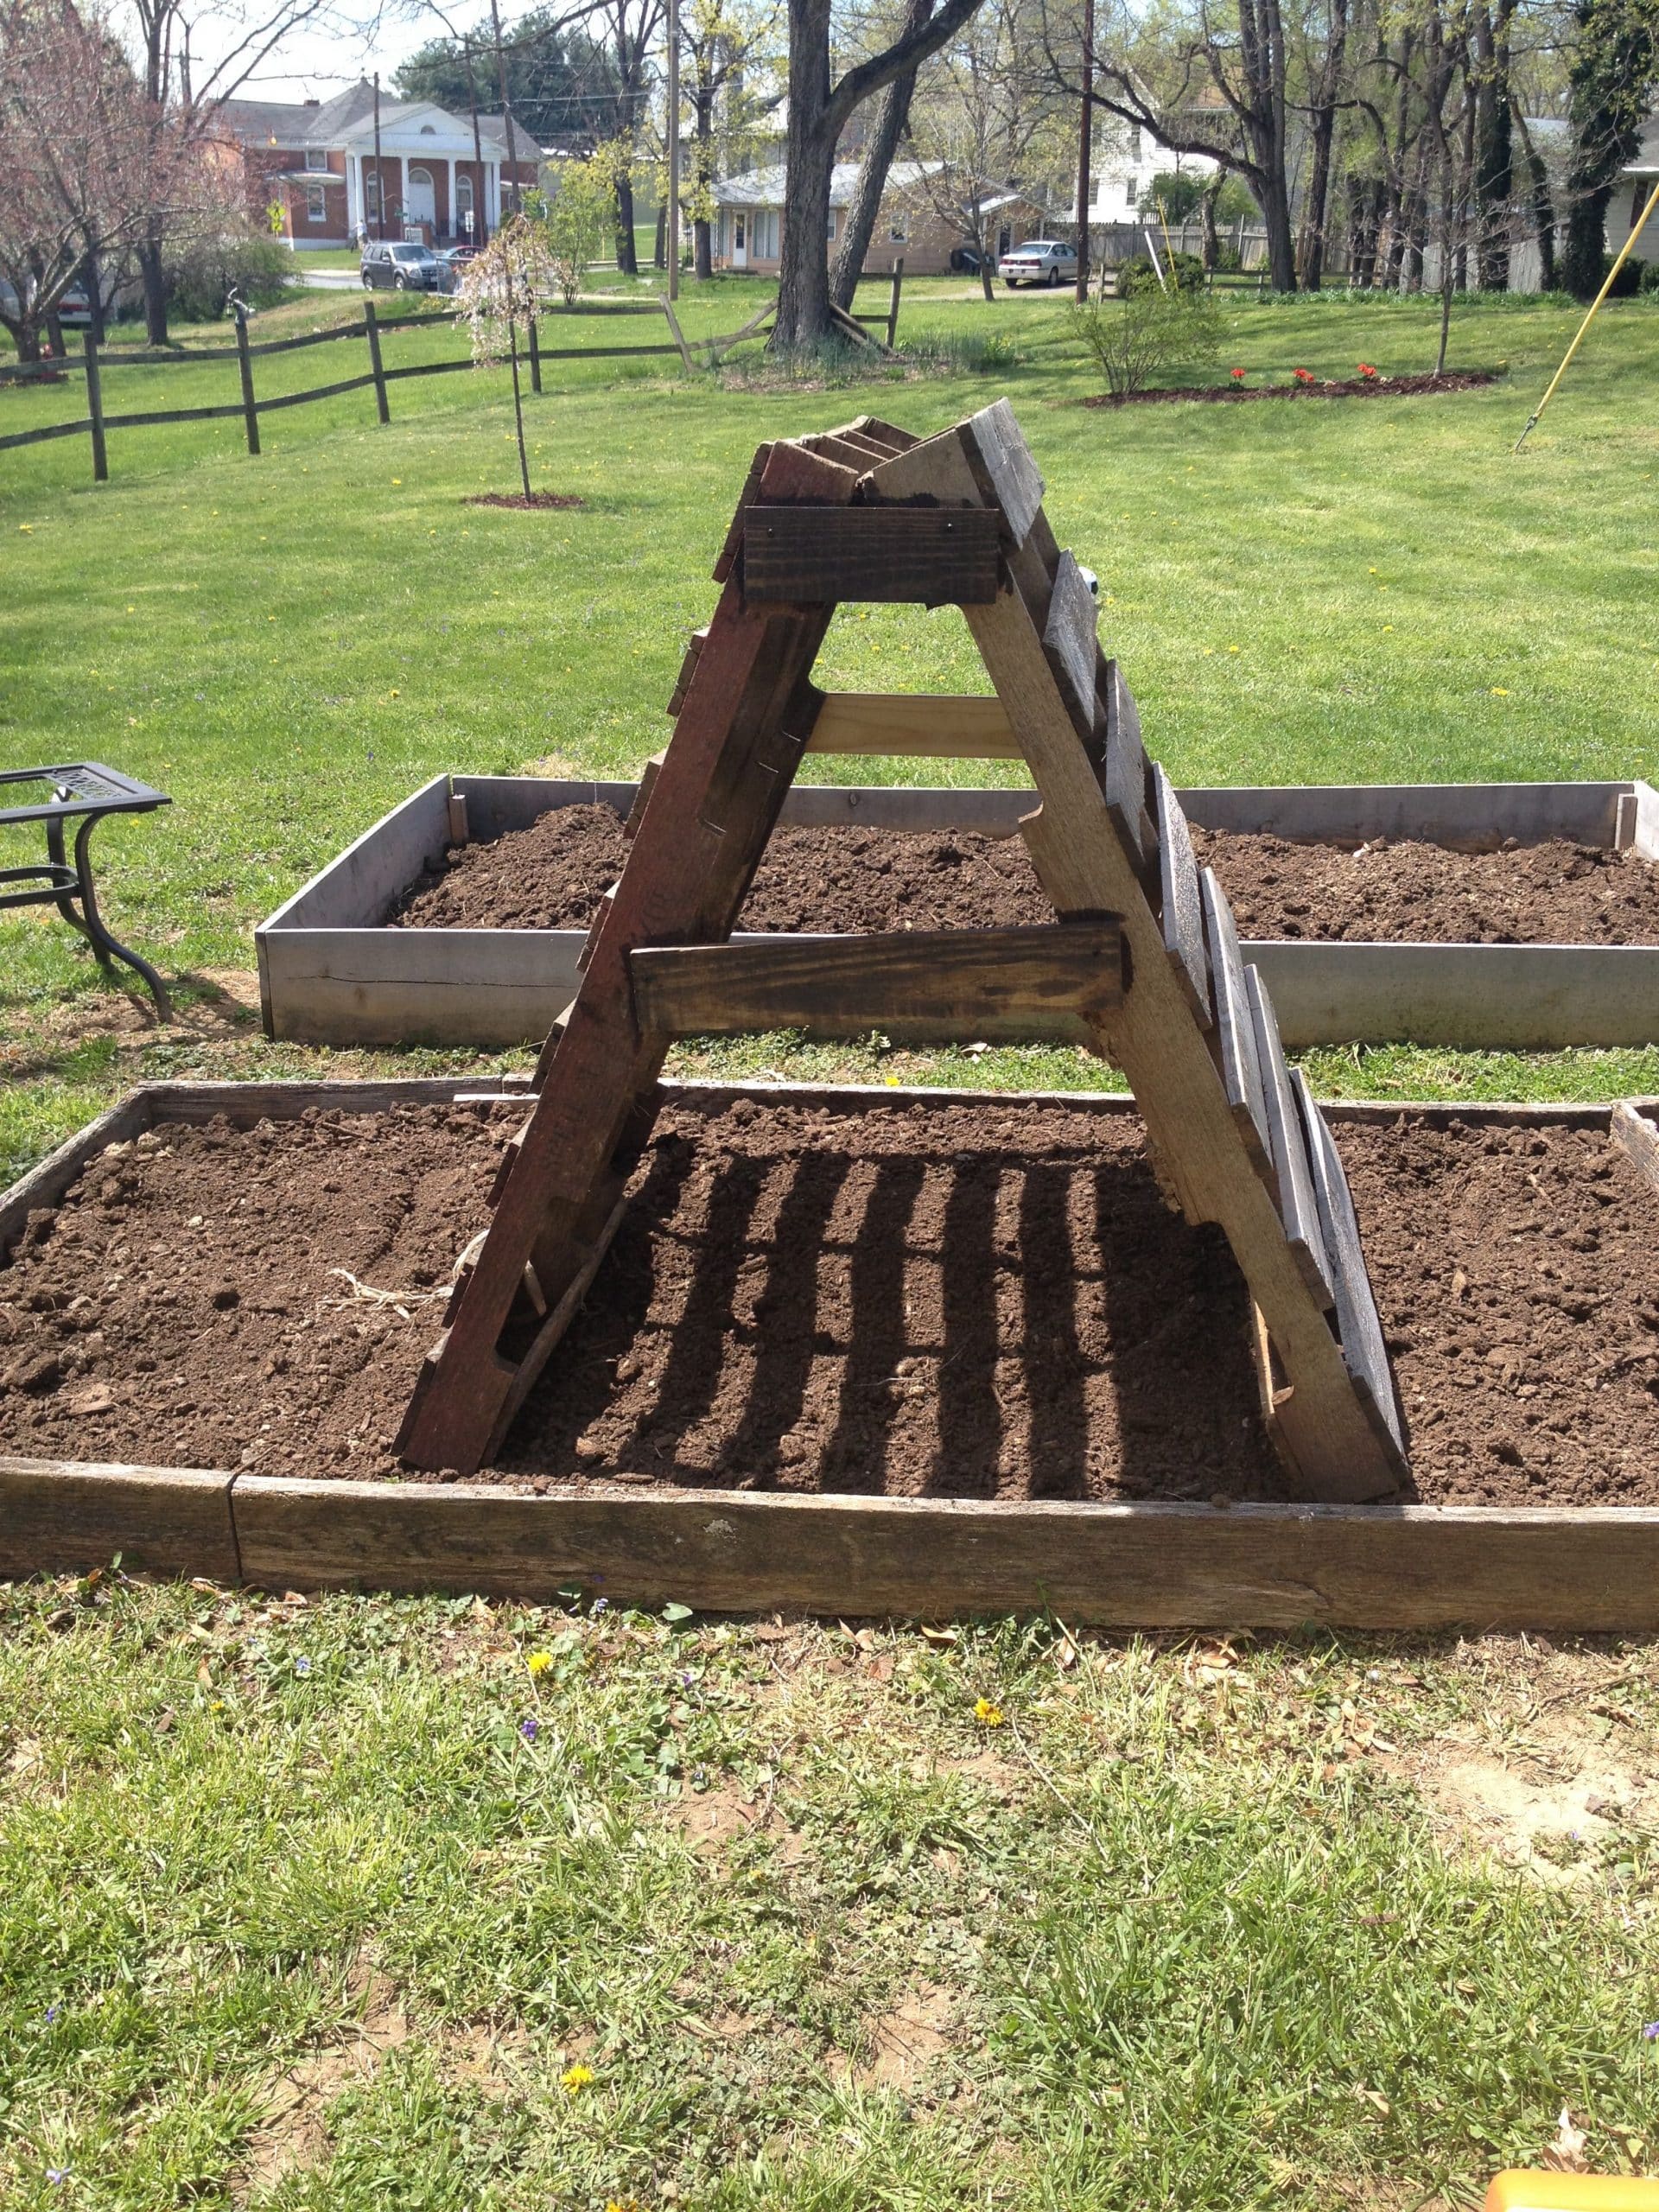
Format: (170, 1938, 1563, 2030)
(463, 34, 487, 245)
(1074, 0, 1093, 300)
(666, 0, 681, 296)
(372, 71, 384, 238)
(488, 0, 520, 213)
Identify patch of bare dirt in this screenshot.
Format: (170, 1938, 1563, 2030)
(856, 1982, 957, 2090)
(464, 492, 585, 510)
(1082, 370, 1500, 407)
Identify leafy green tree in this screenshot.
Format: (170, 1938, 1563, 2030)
(543, 150, 617, 299)
(1561, 0, 1659, 297)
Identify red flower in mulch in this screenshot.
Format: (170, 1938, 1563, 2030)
(1357, 362, 1379, 379)
(1230, 366, 1246, 382)
(1292, 366, 1315, 384)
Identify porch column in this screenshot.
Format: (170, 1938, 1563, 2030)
(346, 155, 360, 235)
(446, 156, 455, 241)
(486, 162, 499, 230)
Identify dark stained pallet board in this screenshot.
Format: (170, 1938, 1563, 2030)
(1245, 964, 1335, 1307)
(5, 1074, 1659, 1627)
(1200, 866, 1274, 1185)
(741, 505, 1002, 606)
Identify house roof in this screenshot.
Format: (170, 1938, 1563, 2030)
(713, 158, 943, 208)
(217, 79, 532, 160)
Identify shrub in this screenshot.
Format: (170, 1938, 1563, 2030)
(1069, 288, 1224, 397)
(1642, 261, 1659, 295)
(1116, 249, 1205, 297)
(1608, 255, 1645, 298)
(163, 231, 298, 321)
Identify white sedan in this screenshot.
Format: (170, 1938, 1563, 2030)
(998, 239, 1079, 289)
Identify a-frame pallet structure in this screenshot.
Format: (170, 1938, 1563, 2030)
(397, 403, 1408, 1503)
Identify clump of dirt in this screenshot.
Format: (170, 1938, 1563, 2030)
(8, 1100, 1659, 1506)
(387, 808, 1659, 946)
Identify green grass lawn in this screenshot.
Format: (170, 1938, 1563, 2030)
(5, 1574, 1659, 2212)
(4, 282, 1659, 1171)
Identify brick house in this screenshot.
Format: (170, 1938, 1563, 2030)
(709, 161, 1046, 276)
(214, 79, 543, 250)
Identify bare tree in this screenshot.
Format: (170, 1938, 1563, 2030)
(897, 0, 1065, 298)
(771, 0, 987, 348)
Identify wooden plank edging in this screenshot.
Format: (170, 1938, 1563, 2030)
(9, 1455, 1659, 1628)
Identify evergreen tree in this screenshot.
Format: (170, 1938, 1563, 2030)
(393, 14, 620, 147)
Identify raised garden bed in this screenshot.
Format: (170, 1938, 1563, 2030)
(257, 775, 1659, 1051)
(1082, 371, 1502, 409)
(8, 1074, 1659, 1628)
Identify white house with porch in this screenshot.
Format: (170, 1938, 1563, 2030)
(214, 79, 544, 250)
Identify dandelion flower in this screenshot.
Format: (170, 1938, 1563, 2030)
(561, 2061, 595, 2092)
(526, 1649, 554, 1675)
(1491, 687, 1510, 696)
(973, 1696, 1005, 1727)
(18, 524, 33, 533)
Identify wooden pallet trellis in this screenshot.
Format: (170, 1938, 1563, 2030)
(397, 401, 1407, 1503)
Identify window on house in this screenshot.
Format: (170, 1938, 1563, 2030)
(752, 209, 779, 257)
(420, 123, 436, 134)
(306, 181, 327, 220)
(888, 215, 907, 242)
(827, 208, 838, 238)
(305, 149, 328, 170)
(1637, 182, 1653, 230)
(365, 171, 382, 221)
(1128, 125, 1142, 160)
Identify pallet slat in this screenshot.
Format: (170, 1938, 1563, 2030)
(1153, 765, 1211, 1025)
(1294, 1069, 1408, 1465)
(1103, 664, 1155, 868)
(1042, 551, 1100, 732)
(628, 922, 1122, 1039)
(960, 397, 1046, 549)
(1199, 867, 1274, 1184)
(804, 693, 1020, 758)
(741, 505, 1001, 605)
(1245, 965, 1333, 1306)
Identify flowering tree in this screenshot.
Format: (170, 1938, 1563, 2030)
(454, 211, 554, 503)
(0, 0, 210, 359)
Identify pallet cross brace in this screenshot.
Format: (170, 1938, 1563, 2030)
(397, 401, 1407, 1504)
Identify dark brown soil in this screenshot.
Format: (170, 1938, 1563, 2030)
(1083, 371, 1499, 408)
(464, 492, 585, 510)
(5, 1097, 1659, 1509)
(389, 805, 1659, 947)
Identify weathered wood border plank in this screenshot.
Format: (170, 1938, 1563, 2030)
(0, 1458, 238, 1583)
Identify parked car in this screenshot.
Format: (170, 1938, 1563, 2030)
(0, 278, 92, 328)
(997, 239, 1078, 289)
(434, 245, 477, 293)
(360, 242, 442, 292)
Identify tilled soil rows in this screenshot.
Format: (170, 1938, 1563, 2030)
(389, 805, 1659, 946)
(4, 1097, 1657, 1509)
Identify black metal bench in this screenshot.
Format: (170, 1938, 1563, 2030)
(1, 763, 172, 1014)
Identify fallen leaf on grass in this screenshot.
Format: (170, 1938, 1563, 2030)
(1542, 2108, 1589, 2173)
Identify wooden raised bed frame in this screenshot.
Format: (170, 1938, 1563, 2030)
(8, 1072, 1659, 1631)
(257, 772, 1659, 1052)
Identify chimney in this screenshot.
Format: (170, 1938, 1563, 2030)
(304, 96, 320, 105)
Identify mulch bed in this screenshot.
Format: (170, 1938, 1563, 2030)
(1083, 371, 1500, 409)
(3, 1097, 1657, 1510)
(388, 804, 1659, 947)
(464, 493, 585, 511)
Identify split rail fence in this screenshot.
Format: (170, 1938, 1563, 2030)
(1, 269, 908, 486)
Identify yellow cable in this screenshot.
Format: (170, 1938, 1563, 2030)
(1515, 175, 1659, 450)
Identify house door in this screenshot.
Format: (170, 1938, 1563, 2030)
(732, 212, 747, 268)
(407, 166, 436, 232)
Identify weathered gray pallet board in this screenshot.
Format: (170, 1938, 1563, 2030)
(9, 1452, 1659, 1627)
(257, 778, 1659, 1052)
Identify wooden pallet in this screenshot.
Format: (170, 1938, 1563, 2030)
(397, 403, 1407, 1502)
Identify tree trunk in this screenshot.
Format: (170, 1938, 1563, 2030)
(6, 318, 42, 363)
(138, 229, 168, 346)
(1298, 0, 1349, 291)
(1259, 174, 1299, 289)
(830, 1, 930, 315)
(1514, 107, 1556, 289)
(654, 200, 667, 267)
(1473, 0, 1517, 288)
(774, 98, 838, 346)
(615, 172, 639, 273)
(694, 90, 715, 279)
(1199, 175, 1223, 270)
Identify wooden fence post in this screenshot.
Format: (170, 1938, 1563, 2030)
(83, 333, 108, 484)
(658, 293, 696, 372)
(234, 308, 260, 456)
(364, 302, 391, 424)
(527, 310, 541, 393)
(887, 257, 905, 350)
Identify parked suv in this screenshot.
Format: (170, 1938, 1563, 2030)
(997, 238, 1078, 289)
(360, 242, 442, 292)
